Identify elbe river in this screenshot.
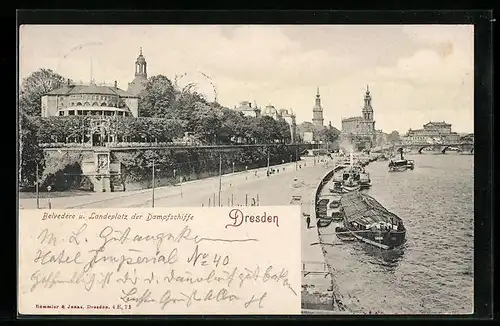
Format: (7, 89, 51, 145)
(320, 154, 474, 314)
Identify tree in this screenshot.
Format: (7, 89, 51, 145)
(276, 118, 292, 144)
(297, 121, 315, 134)
(190, 102, 223, 144)
(138, 75, 176, 118)
(19, 68, 69, 116)
(19, 113, 44, 188)
(318, 126, 340, 143)
(219, 108, 246, 144)
(388, 130, 401, 144)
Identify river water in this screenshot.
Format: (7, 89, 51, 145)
(320, 153, 474, 314)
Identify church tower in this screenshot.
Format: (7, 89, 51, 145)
(312, 87, 324, 127)
(127, 47, 148, 96)
(362, 85, 374, 121)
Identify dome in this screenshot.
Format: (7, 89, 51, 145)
(136, 47, 146, 62)
(264, 105, 277, 115)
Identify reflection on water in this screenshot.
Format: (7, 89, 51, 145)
(356, 242, 406, 269)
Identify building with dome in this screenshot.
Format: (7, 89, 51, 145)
(40, 49, 148, 118)
(234, 101, 261, 118)
(340, 86, 376, 150)
(232, 101, 297, 143)
(262, 104, 297, 143)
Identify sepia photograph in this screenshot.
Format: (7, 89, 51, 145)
(18, 24, 474, 315)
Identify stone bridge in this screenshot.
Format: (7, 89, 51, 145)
(399, 142, 474, 154)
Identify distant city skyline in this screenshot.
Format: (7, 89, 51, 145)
(19, 25, 474, 133)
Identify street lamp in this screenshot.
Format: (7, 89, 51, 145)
(35, 163, 40, 209)
(232, 162, 235, 174)
(151, 160, 155, 208)
(47, 185, 52, 209)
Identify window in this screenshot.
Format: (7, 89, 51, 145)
(84, 102, 90, 106)
(92, 102, 98, 106)
(68, 110, 75, 115)
(77, 102, 82, 106)
(59, 111, 64, 116)
(77, 110, 83, 115)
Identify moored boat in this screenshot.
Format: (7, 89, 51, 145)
(342, 177, 361, 192)
(335, 226, 356, 241)
(325, 193, 344, 221)
(340, 191, 406, 250)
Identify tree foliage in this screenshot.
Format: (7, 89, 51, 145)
(138, 75, 176, 118)
(317, 126, 340, 143)
(19, 113, 44, 188)
(387, 130, 401, 143)
(19, 69, 69, 116)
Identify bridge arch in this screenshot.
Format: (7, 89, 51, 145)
(441, 145, 451, 154)
(418, 145, 433, 154)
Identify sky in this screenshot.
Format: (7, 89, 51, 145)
(19, 25, 474, 134)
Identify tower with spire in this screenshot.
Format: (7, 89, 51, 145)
(362, 85, 374, 121)
(312, 87, 324, 127)
(127, 47, 149, 96)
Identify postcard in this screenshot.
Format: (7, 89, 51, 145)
(18, 206, 301, 315)
(18, 24, 475, 315)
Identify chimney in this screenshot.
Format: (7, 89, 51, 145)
(114, 81, 118, 88)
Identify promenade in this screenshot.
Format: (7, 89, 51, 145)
(19, 155, 338, 313)
(19, 157, 321, 209)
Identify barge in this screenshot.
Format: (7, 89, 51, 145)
(340, 191, 406, 250)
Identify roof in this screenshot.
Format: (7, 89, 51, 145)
(58, 105, 131, 113)
(342, 116, 363, 122)
(44, 84, 138, 98)
(236, 101, 258, 112)
(340, 192, 401, 226)
(424, 121, 451, 126)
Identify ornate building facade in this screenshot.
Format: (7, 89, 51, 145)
(232, 101, 297, 143)
(402, 122, 461, 145)
(41, 81, 139, 118)
(340, 86, 376, 150)
(312, 87, 324, 127)
(234, 101, 261, 118)
(40, 48, 150, 118)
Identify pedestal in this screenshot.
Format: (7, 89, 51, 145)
(94, 150, 111, 192)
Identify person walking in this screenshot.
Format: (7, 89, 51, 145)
(306, 215, 311, 229)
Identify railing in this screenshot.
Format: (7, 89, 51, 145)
(39, 141, 305, 149)
(302, 261, 331, 277)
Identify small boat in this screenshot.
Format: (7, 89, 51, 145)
(342, 177, 361, 193)
(388, 149, 415, 172)
(315, 198, 334, 228)
(340, 191, 406, 250)
(359, 170, 372, 189)
(326, 193, 344, 221)
(388, 159, 409, 172)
